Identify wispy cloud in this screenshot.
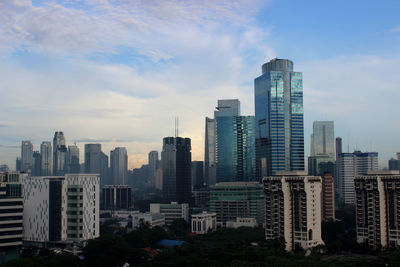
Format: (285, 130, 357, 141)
(390, 25, 400, 32)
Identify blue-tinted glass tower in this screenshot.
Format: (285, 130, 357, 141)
(254, 58, 304, 178)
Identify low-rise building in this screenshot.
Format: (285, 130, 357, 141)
(191, 212, 216, 234)
(150, 202, 189, 225)
(263, 171, 324, 251)
(101, 185, 132, 210)
(226, 217, 257, 229)
(132, 212, 165, 229)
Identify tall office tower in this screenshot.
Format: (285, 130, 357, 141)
(321, 173, 335, 221)
(355, 171, 400, 249)
(308, 121, 335, 176)
(23, 174, 100, 243)
(148, 151, 159, 187)
(162, 137, 192, 204)
(191, 161, 204, 189)
(101, 185, 132, 210)
(254, 59, 305, 178)
(389, 153, 400, 170)
(263, 171, 325, 251)
(209, 182, 265, 227)
(53, 131, 66, 175)
(0, 172, 23, 262)
(155, 164, 163, 190)
(85, 144, 109, 187)
(337, 151, 378, 206)
(205, 100, 240, 186)
(67, 145, 80, 173)
(335, 137, 342, 160)
(110, 147, 128, 185)
(21, 140, 34, 172)
(40, 142, 52, 176)
(15, 157, 21, 172)
(32, 151, 41, 176)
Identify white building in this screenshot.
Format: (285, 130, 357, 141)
(226, 217, 257, 229)
(191, 212, 216, 234)
(336, 151, 378, 205)
(263, 171, 325, 251)
(355, 171, 400, 249)
(150, 202, 189, 225)
(23, 174, 100, 243)
(132, 212, 165, 230)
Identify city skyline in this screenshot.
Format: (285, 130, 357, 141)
(0, 0, 400, 169)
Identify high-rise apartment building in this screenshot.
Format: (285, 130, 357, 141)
(205, 99, 240, 185)
(21, 141, 33, 172)
(40, 142, 52, 176)
(254, 59, 305, 178)
(23, 174, 100, 243)
(162, 137, 192, 204)
(53, 131, 67, 175)
(355, 171, 400, 249)
(110, 147, 128, 185)
(67, 145, 80, 173)
(336, 151, 378, 205)
(0, 172, 24, 263)
(101, 185, 132, 210)
(388, 153, 400, 171)
(84, 144, 109, 187)
(321, 173, 335, 221)
(209, 182, 265, 227)
(263, 171, 324, 251)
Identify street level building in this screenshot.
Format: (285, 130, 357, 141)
(191, 212, 217, 234)
(150, 202, 189, 225)
(355, 171, 400, 249)
(131, 212, 165, 230)
(263, 171, 324, 251)
(101, 185, 132, 210)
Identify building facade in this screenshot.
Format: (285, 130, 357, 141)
(84, 144, 109, 187)
(388, 153, 400, 171)
(23, 174, 100, 243)
(101, 185, 132, 210)
(21, 141, 33, 172)
(254, 59, 305, 178)
(150, 202, 189, 225)
(162, 137, 192, 204)
(40, 142, 52, 176)
(263, 172, 324, 251)
(131, 212, 165, 230)
(67, 145, 80, 174)
(53, 132, 67, 176)
(209, 182, 265, 227)
(321, 173, 335, 221)
(336, 151, 378, 205)
(191, 212, 217, 234)
(355, 171, 400, 249)
(0, 172, 24, 263)
(191, 161, 204, 189)
(110, 147, 128, 185)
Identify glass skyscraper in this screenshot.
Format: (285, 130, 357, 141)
(254, 59, 305, 177)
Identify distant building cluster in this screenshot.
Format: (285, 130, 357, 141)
(2, 57, 399, 263)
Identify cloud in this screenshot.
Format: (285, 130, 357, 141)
(390, 25, 400, 32)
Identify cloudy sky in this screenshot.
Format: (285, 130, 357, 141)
(0, 0, 399, 169)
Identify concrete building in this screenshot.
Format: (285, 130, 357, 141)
(162, 137, 192, 204)
(101, 185, 132, 210)
(40, 142, 52, 176)
(209, 182, 265, 227)
(84, 144, 109, 187)
(321, 173, 335, 221)
(336, 151, 378, 205)
(67, 145, 80, 174)
(263, 171, 324, 251)
(388, 153, 400, 171)
(131, 212, 165, 230)
(192, 188, 210, 209)
(21, 141, 33, 172)
(254, 59, 305, 178)
(22, 174, 100, 244)
(148, 151, 159, 188)
(191, 212, 217, 234)
(150, 202, 189, 225)
(53, 132, 67, 176)
(0, 172, 24, 263)
(355, 171, 400, 249)
(191, 161, 204, 189)
(110, 147, 128, 185)
(32, 151, 41, 176)
(226, 217, 258, 229)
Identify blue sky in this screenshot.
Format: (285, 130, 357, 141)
(0, 0, 399, 168)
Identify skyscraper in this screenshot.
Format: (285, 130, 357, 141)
(53, 132, 67, 175)
(32, 151, 41, 176)
(110, 147, 128, 185)
(191, 161, 204, 189)
(40, 141, 52, 176)
(337, 151, 378, 205)
(148, 151, 159, 187)
(162, 137, 191, 204)
(21, 141, 33, 172)
(254, 58, 305, 177)
(85, 144, 109, 187)
(67, 145, 80, 173)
